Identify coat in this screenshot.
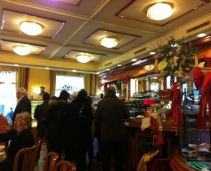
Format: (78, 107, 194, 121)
(95, 92, 130, 141)
(34, 101, 50, 138)
(12, 96, 31, 123)
(58, 98, 93, 151)
(0, 129, 35, 171)
(46, 99, 67, 150)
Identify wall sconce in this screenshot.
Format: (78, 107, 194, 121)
(13, 45, 31, 56)
(76, 55, 91, 63)
(19, 21, 43, 36)
(147, 3, 173, 20)
(100, 37, 118, 48)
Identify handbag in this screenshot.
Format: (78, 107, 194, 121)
(78, 103, 90, 126)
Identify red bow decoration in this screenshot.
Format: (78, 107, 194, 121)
(193, 67, 204, 89)
(121, 75, 130, 84)
(150, 117, 165, 145)
(193, 68, 211, 130)
(170, 82, 182, 126)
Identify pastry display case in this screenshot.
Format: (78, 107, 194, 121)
(180, 81, 211, 168)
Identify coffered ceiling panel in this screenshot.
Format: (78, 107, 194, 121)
(116, 0, 210, 27)
(1, 9, 65, 39)
(0, 0, 210, 74)
(81, 29, 141, 49)
(1, 40, 45, 55)
(64, 50, 106, 62)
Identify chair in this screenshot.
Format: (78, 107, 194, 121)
(30, 137, 42, 170)
(43, 152, 59, 171)
(13, 145, 37, 171)
(53, 160, 76, 171)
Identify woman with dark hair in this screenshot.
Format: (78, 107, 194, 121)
(58, 89, 93, 171)
(46, 90, 69, 158)
(0, 112, 34, 171)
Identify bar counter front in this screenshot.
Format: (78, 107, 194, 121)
(94, 117, 198, 171)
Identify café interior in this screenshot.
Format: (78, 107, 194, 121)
(1, 0, 211, 170)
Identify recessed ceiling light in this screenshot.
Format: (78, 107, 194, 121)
(14, 64, 19, 66)
(72, 70, 77, 72)
(45, 67, 49, 69)
(106, 68, 110, 71)
(147, 3, 173, 20)
(197, 33, 206, 37)
(101, 37, 118, 48)
(76, 55, 91, 63)
(131, 59, 137, 62)
(13, 45, 31, 56)
(117, 64, 122, 66)
(150, 52, 156, 55)
(19, 21, 43, 36)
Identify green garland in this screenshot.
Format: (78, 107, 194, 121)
(155, 36, 199, 79)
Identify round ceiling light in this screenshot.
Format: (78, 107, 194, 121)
(19, 21, 43, 36)
(147, 3, 173, 20)
(76, 55, 91, 63)
(100, 37, 118, 48)
(13, 45, 31, 56)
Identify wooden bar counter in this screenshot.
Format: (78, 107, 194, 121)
(94, 117, 189, 171)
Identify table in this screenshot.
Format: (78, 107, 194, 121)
(0, 151, 7, 162)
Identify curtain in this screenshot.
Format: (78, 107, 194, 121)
(50, 70, 57, 97)
(15, 67, 29, 92)
(84, 74, 90, 95)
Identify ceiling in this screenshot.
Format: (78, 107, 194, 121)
(0, 0, 211, 75)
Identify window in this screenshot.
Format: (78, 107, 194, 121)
(55, 75, 84, 97)
(0, 71, 16, 115)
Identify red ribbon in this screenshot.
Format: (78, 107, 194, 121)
(150, 117, 165, 145)
(170, 83, 182, 126)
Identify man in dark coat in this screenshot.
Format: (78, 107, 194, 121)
(12, 87, 31, 125)
(58, 89, 93, 171)
(95, 86, 130, 171)
(34, 92, 50, 161)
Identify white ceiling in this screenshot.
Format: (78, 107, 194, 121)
(0, 0, 211, 74)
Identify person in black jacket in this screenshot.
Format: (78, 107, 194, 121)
(58, 89, 93, 171)
(95, 86, 130, 171)
(46, 90, 69, 158)
(34, 92, 50, 161)
(12, 87, 31, 125)
(0, 111, 35, 171)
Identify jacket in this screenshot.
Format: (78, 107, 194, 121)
(95, 92, 130, 141)
(58, 98, 93, 151)
(12, 96, 31, 123)
(46, 99, 67, 147)
(34, 100, 50, 138)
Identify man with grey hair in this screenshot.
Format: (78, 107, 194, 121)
(12, 87, 31, 125)
(95, 86, 130, 171)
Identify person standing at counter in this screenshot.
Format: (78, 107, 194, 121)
(58, 89, 93, 171)
(0, 111, 35, 171)
(95, 86, 130, 171)
(34, 92, 50, 162)
(12, 87, 31, 126)
(46, 90, 69, 157)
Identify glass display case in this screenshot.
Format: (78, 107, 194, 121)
(31, 100, 42, 119)
(180, 81, 211, 164)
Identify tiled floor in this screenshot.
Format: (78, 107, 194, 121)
(34, 143, 106, 171)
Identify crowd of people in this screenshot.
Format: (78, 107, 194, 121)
(0, 86, 130, 171)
